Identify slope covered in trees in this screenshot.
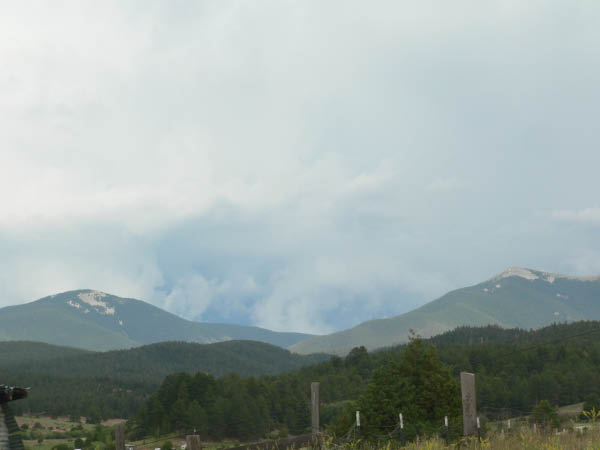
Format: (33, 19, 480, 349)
(0, 341, 91, 366)
(135, 320, 600, 440)
(2, 340, 330, 419)
(8, 321, 600, 435)
(135, 339, 460, 441)
(5, 340, 329, 382)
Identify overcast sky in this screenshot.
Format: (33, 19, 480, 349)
(1, 1, 600, 334)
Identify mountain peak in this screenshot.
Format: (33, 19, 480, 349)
(69, 290, 116, 316)
(491, 267, 600, 283)
(494, 267, 540, 281)
(2, 289, 313, 351)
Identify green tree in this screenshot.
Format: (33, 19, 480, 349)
(532, 400, 558, 429)
(357, 338, 461, 441)
(186, 400, 208, 435)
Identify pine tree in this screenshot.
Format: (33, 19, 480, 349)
(357, 338, 461, 440)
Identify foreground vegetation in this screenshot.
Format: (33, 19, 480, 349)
(15, 419, 121, 450)
(321, 427, 600, 449)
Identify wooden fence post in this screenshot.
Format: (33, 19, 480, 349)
(444, 416, 449, 444)
(460, 372, 477, 436)
(311, 382, 320, 434)
(186, 434, 201, 450)
(115, 424, 125, 450)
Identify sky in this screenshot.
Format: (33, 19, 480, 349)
(1, 1, 600, 334)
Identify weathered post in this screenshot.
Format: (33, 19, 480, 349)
(311, 382, 320, 434)
(460, 372, 477, 436)
(356, 411, 360, 437)
(186, 434, 201, 450)
(444, 416, 449, 444)
(115, 424, 125, 450)
(398, 413, 405, 445)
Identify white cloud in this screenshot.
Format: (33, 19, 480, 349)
(561, 250, 600, 278)
(1, 1, 600, 333)
(0, 223, 164, 306)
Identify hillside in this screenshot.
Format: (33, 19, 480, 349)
(8, 320, 600, 426)
(0, 341, 91, 366)
(3, 339, 331, 419)
(290, 267, 600, 354)
(0, 290, 313, 351)
(3, 340, 330, 381)
(137, 320, 600, 440)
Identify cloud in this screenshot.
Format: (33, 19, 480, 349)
(552, 208, 600, 225)
(561, 250, 600, 277)
(0, 222, 164, 306)
(1, 1, 600, 333)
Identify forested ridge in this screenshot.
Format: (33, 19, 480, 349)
(6, 321, 600, 438)
(2, 340, 329, 419)
(0, 341, 91, 366)
(135, 321, 600, 440)
(5, 340, 329, 382)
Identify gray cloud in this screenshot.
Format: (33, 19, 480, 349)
(1, 1, 600, 333)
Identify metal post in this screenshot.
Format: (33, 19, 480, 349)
(356, 411, 360, 437)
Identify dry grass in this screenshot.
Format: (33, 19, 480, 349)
(323, 427, 600, 449)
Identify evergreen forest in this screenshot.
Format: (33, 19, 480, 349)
(6, 321, 600, 441)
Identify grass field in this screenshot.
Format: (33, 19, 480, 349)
(16, 416, 127, 450)
(320, 426, 600, 449)
(23, 438, 75, 450)
(16, 413, 600, 450)
(16, 416, 125, 431)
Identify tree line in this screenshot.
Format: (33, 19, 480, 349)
(9, 320, 600, 437)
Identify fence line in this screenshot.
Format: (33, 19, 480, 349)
(123, 376, 588, 450)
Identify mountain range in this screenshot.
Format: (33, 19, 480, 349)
(0, 290, 312, 351)
(290, 267, 600, 354)
(2, 267, 600, 355)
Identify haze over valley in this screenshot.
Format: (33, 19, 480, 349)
(2, 266, 600, 355)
